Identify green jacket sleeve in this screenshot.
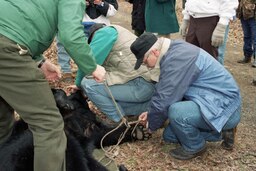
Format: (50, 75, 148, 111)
(75, 26, 117, 87)
(33, 54, 44, 62)
(57, 0, 97, 75)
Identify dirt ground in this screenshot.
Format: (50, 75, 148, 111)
(45, 0, 256, 170)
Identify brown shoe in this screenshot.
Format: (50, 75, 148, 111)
(170, 145, 207, 160)
(221, 127, 237, 151)
(252, 59, 256, 67)
(237, 57, 251, 64)
(252, 79, 256, 86)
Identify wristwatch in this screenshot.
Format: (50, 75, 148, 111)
(38, 58, 46, 68)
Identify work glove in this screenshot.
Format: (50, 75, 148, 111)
(179, 19, 189, 39)
(211, 23, 227, 47)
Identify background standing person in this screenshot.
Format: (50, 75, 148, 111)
(145, 0, 179, 38)
(180, 0, 238, 59)
(57, 0, 118, 82)
(236, 0, 256, 67)
(131, 32, 241, 160)
(125, 0, 146, 37)
(218, 24, 231, 65)
(0, 1, 105, 171)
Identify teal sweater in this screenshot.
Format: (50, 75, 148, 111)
(75, 26, 118, 86)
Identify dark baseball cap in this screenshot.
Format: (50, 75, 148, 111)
(130, 32, 157, 70)
(88, 23, 106, 43)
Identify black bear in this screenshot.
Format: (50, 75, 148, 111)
(0, 89, 149, 171)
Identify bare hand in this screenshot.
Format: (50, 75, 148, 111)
(92, 65, 106, 82)
(40, 59, 61, 82)
(66, 85, 80, 94)
(138, 112, 148, 127)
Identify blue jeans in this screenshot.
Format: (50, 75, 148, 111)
(240, 17, 256, 58)
(56, 22, 95, 73)
(82, 21, 95, 37)
(218, 25, 229, 65)
(163, 101, 240, 152)
(57, 37, 71, 73)
(81, 77, 155, 122)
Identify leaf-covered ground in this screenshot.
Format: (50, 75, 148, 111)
(44, 0, 256, 170)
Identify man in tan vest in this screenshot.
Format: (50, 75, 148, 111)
(70, 24, 158, 125)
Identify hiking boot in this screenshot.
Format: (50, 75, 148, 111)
(237, 57, 251, 64)
(170, 145, 207, 160)
(221, 127, 237, 151)
(252, 59, 256, 67)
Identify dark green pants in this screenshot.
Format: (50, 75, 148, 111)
(0, 34, 66, 171)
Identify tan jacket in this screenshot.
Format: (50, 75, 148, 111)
(104, 25, 157, 86)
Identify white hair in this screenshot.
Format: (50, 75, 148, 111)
(144, 37, 164, 57)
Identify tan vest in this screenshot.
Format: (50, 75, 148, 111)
(104, 25, 154, 86)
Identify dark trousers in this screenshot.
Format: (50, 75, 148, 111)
(0, 34, 66, 171)
(240, 17, 256, 58)
(186, 16, 219, 59)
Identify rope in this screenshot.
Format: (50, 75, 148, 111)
(103, 81, 128, 125)
(98, 80, 141, 166)
(99, 120, 140, 166)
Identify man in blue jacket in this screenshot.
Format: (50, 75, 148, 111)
(130, 33, 241, 160)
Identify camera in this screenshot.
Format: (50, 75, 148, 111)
(88, 0, 95, 7)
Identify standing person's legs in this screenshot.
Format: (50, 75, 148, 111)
(56, 37, 73, 83)
(238, 18, 253, 63)
(218, 25, 230, 65)
(187, 17, 218, 59)
(57, 37, 71, 74)
(195, 16, 219, 59)
(81, 77, 155, 122)
(249, 18, 256, 67)
(185, 17, 200, 47)
(0, 35, 66, 171)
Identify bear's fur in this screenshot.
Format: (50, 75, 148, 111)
(0, 89, 143, 171)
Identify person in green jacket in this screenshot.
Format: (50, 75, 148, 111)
(145, 0, 179, 38)
(0, 1, 106, 171)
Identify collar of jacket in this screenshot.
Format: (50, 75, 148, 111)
(150, 38, 171, 82)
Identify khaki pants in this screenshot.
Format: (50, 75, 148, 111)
(0, 34, 66, 171)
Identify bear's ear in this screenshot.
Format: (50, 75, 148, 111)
(51, 88, 67, 99)
(51, 88, 75, 113)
